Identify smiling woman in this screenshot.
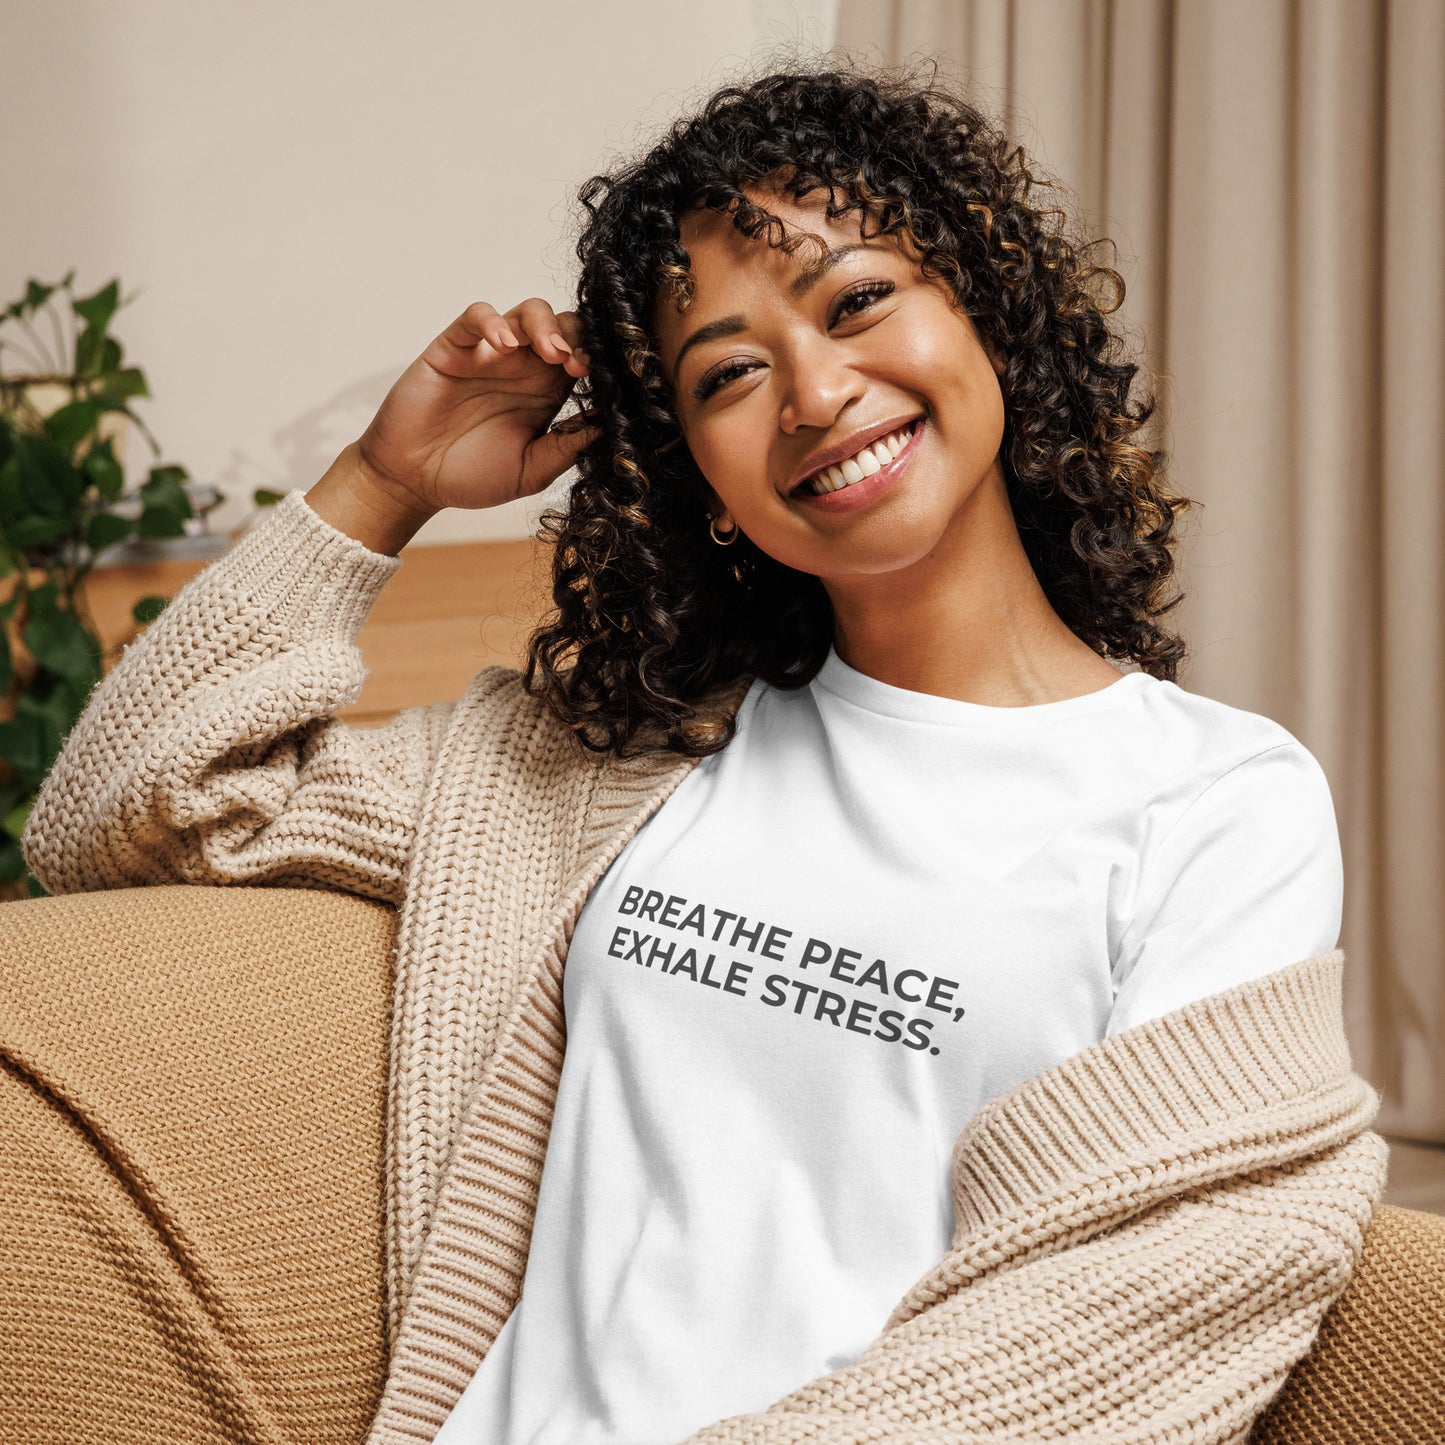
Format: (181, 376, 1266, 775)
(12, 50, 1377, 1445)
(649, 183, 1085, 700)
(524, 62, 1197, 756)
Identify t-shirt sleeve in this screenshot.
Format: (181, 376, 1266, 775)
(1105, 740, 1344, 1038)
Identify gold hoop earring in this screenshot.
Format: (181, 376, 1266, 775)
(709, 516, 739, 546)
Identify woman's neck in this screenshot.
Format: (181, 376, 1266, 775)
(823, 469, 1122, 706)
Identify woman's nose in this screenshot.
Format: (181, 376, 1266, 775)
(777, 338, 865, 434)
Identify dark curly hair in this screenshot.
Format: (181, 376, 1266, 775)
(523, 56, 1196, 758)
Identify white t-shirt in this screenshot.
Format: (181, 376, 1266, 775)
(433, 649, 1343, 1445)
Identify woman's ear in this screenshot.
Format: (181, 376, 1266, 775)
(957, 303, 1008, 379)
(703, 483, 731, 529)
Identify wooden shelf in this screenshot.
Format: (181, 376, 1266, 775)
(72, 533, 555, 728)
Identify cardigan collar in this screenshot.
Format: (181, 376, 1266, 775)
(375, 667, 758, 1422)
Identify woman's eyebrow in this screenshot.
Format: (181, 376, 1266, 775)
(788, 240, 889, 297)
(671, 315, 747, 381)
(669, 241, 894, 381)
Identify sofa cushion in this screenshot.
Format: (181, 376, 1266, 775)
(0, 884, 395, 1444)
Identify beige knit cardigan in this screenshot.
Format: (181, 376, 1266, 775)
(23, 489, 1389, 1445)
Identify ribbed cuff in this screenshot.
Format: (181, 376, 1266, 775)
(213, 487, 404, 640)
(950, 947, 1369, 1232)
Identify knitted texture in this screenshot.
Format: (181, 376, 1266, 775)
(21, 489, 1392, 1445)
(22, 489, 452, 905)
(1251, 1203, 1445, 1443)
(0, 883, 395, 1443)
(670, 953, 1386, 1444)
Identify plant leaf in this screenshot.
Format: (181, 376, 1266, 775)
(76, 324, 105, 376)
(23, 280, 56, 314)
(5, 513, 73, 547)
(99, 366, 148, 401)
(0, 713, 47, 785)
(138, 507, 189, 539)
(137, 464, 192, 537)
(0, 625, 10, 693)
(143, 463, 190, 495)
(23, 579, 56, 612)
(82, 438, 125, 499)
(44, 399, 101, 452)
(0, 777, 28, 818)
(13, 434, 84, 514)
(132, 594, 169, 625)
(253, 488, 286, 506)
(58, 671, 97, 721)
(22, 603, 101, 683)
(1, 795, 30, 842)
(86, 511, 135, 552)
(15, 687, 79, 776)
(73, 279, 120, 331)
(0, 456, 21, 522)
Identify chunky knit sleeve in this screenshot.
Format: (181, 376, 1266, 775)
(21, 488, 454, 907)
(674, 950, 1388, 1445)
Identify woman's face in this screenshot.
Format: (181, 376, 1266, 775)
(651, 185, 1009, 583)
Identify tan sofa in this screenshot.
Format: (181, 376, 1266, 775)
(1, 883, 1441, 1444)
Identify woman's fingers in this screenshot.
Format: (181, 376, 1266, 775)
(443, 301, 510, 350)
(522, 413, 601, 494)
(506, 298, 572, 361)
(426, 302, 521, 375)
(557, 314, 591, 375)
(506, 299, 591, 376)
(426, 300, 589, 380)
(553, 310, 591, 365)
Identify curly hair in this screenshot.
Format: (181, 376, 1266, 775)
(523, 56, 1196, 758)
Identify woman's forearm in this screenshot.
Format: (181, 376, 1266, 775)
(306, 442, 439, 557)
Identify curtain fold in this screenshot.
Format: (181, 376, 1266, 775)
(835, 0, 1445, 1139)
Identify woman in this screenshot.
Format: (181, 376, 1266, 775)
(16, 61, 1385, 1445)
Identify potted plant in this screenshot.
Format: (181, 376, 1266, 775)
(0, 273, 208, 898)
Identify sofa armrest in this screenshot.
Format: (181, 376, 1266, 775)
(0, 884, 395, 1443)
(1251, 1202, 1445, 1443)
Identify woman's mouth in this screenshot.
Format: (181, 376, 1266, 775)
(790, 417, 924, 512)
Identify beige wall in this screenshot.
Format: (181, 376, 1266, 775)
(0, 0, 838, 543)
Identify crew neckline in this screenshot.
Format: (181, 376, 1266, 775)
(811, 646, 1155, 727)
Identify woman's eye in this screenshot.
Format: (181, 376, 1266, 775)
(691, 281, 896, 401)
(693, 359, 756, 401)
(830, 279, 895, 324)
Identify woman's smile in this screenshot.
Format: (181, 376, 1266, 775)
(788, 415, 925, 513)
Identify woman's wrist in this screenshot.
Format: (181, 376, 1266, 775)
(304, 442, 438, 557)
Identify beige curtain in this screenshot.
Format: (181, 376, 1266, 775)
(834, 0, 1444, 1141)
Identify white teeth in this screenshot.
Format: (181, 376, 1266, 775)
(803, 422, 916, 495)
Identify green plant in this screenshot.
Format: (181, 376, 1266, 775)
(0, 273, 199, 899)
